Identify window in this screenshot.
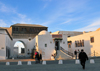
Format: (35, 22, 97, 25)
(30, 28, 31, 31)
(24, 28, 27, 31)
(75, 41, 77, 47)
(80, 40, 82, 47)
(13, 27, 15, 31)
(45, 44, 47, 47)
(82, 40, 84, 47)
(90, 37, 94, 43)
(21, 48, 25, 53)
(68, 43, 71, 48)
(78, 41, 79, 47)
(21, 28, 26, 31)
(75, 40, 84, 47)
(15, 27, 18, 31)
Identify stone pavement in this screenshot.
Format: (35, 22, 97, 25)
(0, 59, 35, 62)
(0, 57, 100, 71)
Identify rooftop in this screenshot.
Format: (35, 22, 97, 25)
(0, 27, 13, 40)
(11, 23, 48, 28)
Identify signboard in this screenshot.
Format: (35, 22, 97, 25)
(52, 34, 62, 38)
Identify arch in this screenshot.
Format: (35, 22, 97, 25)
(16, 40, 26, 47)
(13, 40, 26, 58)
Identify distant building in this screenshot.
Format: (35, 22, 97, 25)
(52, 31, 83, 37)
(21, 48, 25, 53)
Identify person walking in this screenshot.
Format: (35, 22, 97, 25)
(77, 49, 80, 59)
(78, 49, 80, 53)
(39, 53, 42, 61)
(38, 51, 41, 63)
(35, 51, 39, 64)
(79, 49, 88, 69)
(74, 50, 77, 59)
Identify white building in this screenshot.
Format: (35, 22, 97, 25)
(35, 30, 73, 60)
(0, 24, 100, 60)
(68, 28, 100, 57)
(0, 28, 13, 60)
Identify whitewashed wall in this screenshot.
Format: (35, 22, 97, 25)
(0, 30, 6, 60)
(60, 35, 68, 51)
(5, 32, 12, 58)
(37, 35, 55, 60)
(11, 38, 35, 58)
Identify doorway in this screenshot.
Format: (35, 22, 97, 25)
(55, 41, 60, 50)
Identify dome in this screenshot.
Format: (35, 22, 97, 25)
(96, 28, 100, 31)
(38, 30, 50, 35)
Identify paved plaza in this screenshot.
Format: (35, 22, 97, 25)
(0, 57, 100, 71)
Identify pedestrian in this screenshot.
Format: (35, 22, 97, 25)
(77, 49, 80, 59)
(38, 51, 41, 63)
(55, 46, 57, 54)
(78, 49, 80, 53)
(39, 53, 42, 61)
(79, 49, 88, 69)
(74, 50, 77, 59)
(35, 51, 39, 64)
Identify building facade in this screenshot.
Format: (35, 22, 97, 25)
(11, 23, 48, 39)
(0, 23, 100, 60)
(68, 28, 100, 57)
(0, 28, 12, 60)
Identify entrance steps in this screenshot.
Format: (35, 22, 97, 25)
(55, 50, 73, 60)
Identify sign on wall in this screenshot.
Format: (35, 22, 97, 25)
(52, 34, 62, 38)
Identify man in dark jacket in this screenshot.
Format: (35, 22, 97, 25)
(74, 50, 77, 59)
(79, 49, 88, 69)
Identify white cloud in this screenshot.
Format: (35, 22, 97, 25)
(17, 14, 26, 19)
(0, 2, 33, 24)
(43, 3, 48, 9)
(41, 0, 88, 26)
(0, 2, 16, 13)
(0, 19, 7, 27)
(61, 19, 72, 24)
(14, 13, 32, 24)
(41, 21, 51, 26)
(74, 19, 100, 31)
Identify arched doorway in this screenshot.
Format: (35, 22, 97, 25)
(14, 41, 26, 58)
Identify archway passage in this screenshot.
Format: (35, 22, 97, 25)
(14, 41, 25, 54)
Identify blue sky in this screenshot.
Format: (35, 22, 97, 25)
(0, 0, 100, 32)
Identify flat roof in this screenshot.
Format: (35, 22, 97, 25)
(11, 23, 48, 28)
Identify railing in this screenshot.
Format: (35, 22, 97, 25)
(12, 34, 36, 38)
(60, 47, 74, 57)
(89, 51, 100, 57)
